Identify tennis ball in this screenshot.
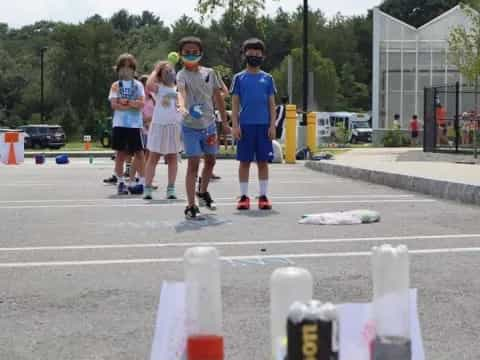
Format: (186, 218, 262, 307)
(167, 51, 180, 65)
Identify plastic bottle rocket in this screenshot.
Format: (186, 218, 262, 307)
(371, 244, 411, 359)
(270, 267, 313, 359)
(287, 301, 338, 360)
(184, 247, 224, 360)
(183, 104, 204, 124)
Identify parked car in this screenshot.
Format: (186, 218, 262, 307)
(19, 125, 66, 149)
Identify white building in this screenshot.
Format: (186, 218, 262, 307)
(371, 5, 474, 140)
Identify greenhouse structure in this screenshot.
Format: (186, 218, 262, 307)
(371, 5, 474, 143)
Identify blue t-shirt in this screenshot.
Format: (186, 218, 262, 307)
(230, 70, 277, 125)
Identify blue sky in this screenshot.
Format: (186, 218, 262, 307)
(1, 0, 380, 28)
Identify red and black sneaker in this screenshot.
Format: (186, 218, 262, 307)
(237, 195, 250, 210)
(258, 195, 272, 210)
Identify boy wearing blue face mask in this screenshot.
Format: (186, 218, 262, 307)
(177, 37, 230, 219)
(108, 53, 146, 196)
(231, 38, 277, 211)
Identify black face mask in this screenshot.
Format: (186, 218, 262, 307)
(246, 55, 264, 67)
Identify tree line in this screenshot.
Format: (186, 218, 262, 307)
(0, 0, 474, 137)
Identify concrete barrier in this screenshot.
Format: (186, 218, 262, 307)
(306, 160, 480, 206)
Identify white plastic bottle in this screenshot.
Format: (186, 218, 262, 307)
(184, 247, 224, 360)
(371, 244, 411, 359)
(270, 267, 313, 359)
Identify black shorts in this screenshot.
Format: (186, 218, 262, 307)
(276, 126, 284, 140)
(112, 127, 144, 154)
(411, 131, 418, 138)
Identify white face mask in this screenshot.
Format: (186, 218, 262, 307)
(118, 67, 135, 80)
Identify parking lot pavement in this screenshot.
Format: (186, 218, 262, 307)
(1, 159, 480, 359)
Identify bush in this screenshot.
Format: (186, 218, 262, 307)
(383, 129, 410, 147)
(335, 123, 351, 145)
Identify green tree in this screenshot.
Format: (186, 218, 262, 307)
(380, 0, 479, 28)
(449, 5, 480, 157)
(110, 9, 137, 33)
(196, 0, 270, 19)
(139, 11, 161, 27)
(0, 6, 377, 135)
(338, 62, 370, 111)
(272, 46, 338, 111)
(263, 9, 295, 72)
(49, 19, 118, 136)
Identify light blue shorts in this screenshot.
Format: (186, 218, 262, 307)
(182, 124, 218, 157)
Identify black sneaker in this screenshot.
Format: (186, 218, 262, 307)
(197, 192, 217, 210)
(184, 205, 200, 219)
(103, 175, 118, 184)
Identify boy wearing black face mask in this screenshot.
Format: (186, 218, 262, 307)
(231, 38, 277, 211)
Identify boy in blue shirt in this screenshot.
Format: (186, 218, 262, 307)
(108, 53, 146, 195)
(231, 38, 277, 210)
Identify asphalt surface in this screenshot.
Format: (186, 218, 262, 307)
(1, 158, 480, 360)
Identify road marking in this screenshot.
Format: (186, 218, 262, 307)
(0, 184, 60, 187)
(0, 180, 353, 188)
(0, 199, 435, 210)
(0, 194, 415, 204)
(1, 233, 477, 252)
(1, 246, 480, 268)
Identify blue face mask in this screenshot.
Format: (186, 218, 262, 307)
(182, 54, 202, 64)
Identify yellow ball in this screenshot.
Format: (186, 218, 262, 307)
(167, 51, 180, 65)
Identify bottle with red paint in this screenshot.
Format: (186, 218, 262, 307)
(184, 247, 224, 360)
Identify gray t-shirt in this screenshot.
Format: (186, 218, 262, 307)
(177, 67, 221, 129)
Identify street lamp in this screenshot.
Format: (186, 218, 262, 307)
(40, 47, 48, 123)
(302, 0, 309, 126)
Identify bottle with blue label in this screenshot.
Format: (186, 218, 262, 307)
(183, 104, 205, 127)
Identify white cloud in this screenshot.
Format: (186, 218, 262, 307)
(0, 0, 380, 28)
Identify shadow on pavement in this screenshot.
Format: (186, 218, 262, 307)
(174, 214, 232, 233)
(233, 210, 280, 218)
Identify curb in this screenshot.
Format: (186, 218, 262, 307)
(25, 151, 114, 159)
(306, 160, 480, 206)
(24, 152, 237, 160)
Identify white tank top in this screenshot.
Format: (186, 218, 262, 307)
(152, 84, 181, 125)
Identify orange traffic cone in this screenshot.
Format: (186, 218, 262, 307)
(4, 132, 19, 165)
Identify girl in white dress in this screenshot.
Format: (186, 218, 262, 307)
(144, 61, 182, 200)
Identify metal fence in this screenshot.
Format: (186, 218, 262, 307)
(424, 83, 480, 154)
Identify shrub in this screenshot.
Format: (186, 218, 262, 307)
(383, 129, 410, 147)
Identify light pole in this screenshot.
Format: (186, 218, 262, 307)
(40, 47, 48, 123)
(302, 0, 309, 126)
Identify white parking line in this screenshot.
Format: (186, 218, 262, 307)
(1, 233, 477, 252)
(0, 199, 435, 210)
(1, 246, 480, 268)
(0, 180, 352, 188)
(0, 194, 415, 204)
